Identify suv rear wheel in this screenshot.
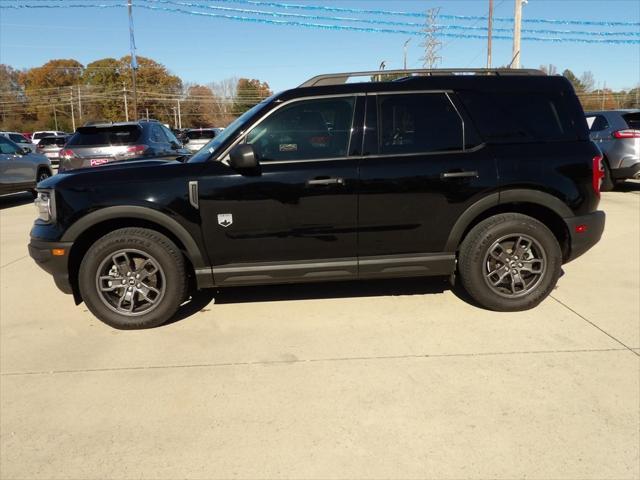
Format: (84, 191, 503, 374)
(79, 228, 187, 329)
(458, 213, 562, 311)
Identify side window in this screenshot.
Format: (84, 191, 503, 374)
(0, 137, 19, 155)
(162, 126, 180, 144)
(9, 134, 25, 143)
(150, 125, 166, 143)
(246, 96, 355, 161)
(377, 93, 462, 155)
(588, 115, 609, 132)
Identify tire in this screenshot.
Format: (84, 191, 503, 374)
(601, 159, 615, 192)
(31, 169, 51, 198)
(458, 213, 562, 312)
(79, 228, 187, 329)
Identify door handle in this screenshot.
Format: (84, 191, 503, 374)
(440, 171, 479, 179)
(306, 177, 345, 186)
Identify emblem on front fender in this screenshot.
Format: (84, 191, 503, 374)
(217, 214, 233, 228)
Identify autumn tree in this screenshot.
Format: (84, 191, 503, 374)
(0, 64, 25, 130)
(81, 58, 126, 122)
(181, 84, 221, 127)
(234, 78, 272, 114)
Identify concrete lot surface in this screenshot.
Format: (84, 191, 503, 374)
(1, 185, 639, 479)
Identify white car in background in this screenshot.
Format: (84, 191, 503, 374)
(31, 130, 67, 145)
(0, 131, 36, 152)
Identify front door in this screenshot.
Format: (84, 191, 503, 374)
(198, 95, 362, 286)
(357, 92, 497, 278)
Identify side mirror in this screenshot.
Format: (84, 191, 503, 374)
(20, 147, 31, 155)
(229, 144, 259, 170)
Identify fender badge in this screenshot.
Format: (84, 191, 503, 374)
(217, 214, 233, 227)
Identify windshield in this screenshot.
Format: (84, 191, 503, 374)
(188, 99, 272, 162)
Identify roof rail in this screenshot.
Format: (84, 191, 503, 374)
(299, 68, 545, 88)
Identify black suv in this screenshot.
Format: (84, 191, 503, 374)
(29, 69, 606, 329)
(58, 120, 190, 171)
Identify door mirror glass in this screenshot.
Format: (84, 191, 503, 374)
(229, 144, 259, 170)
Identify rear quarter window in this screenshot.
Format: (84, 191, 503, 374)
(458, 91, 578, 143)
(67, 125, 142, 146)
(623, 112, 640, 130)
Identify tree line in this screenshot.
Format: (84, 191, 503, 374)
(0, 56, 272, 132)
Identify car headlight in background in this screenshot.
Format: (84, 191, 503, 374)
(34, 190, 55, 223)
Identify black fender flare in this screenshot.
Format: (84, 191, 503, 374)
(61, 205, 208, 270)
(444, 189, 573, 251)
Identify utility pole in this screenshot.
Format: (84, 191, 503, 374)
(403, 38, 411, 70)
(128, 0, 138, 120)
(177, 100, 182, 129)
(69, 86, 76, 131)
(123, 84, 129, 122)
(511, 0, 523, 68)
(77, 85, 82, 121)
(172, 107, 178, 129)
(487, 0, 494, 68)
(420, 8, 442, 69)
(601, 81, 606, 109)
(53, 106, 58, 131)
(146, 108, 149, 121)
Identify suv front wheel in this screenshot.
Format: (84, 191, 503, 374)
(79, 228, 187, 329)
(458, 213, 562, 311)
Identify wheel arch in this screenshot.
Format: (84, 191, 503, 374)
(63, 207, 211, 303)
(446, 190, 572, 261)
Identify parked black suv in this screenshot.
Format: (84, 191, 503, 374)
(29, 69, 605, 329)
(59, 120, 190, 171)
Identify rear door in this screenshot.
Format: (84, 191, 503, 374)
(357, 91, 496, 277)
(198, 95, 362, 285)
(0, 137, 33, 189)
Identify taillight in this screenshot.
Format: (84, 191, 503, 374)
(612, 129, 640, 139)
(123, 144, 148, 157)
(592, 155, 605, 197)
(59, 148, 75, 159)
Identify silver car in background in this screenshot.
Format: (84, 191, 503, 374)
(183, 128, 222, 153)
(0, 131, 36, 153)
(586, 109, 640, 189)
(36, 135, 70, 167)
(0, 135, 53, 197)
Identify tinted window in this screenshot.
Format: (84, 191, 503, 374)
(623, 112, 640, 130)
(377, 93, 462, 154)
(33, 132, 49, 140)
(39, 137, 67, 147)
(459, 92, 575, 142)
(0, 137, 19, 154)
(246, 97, 355, 161)
(587, 115, 609, 132)
(187, 129, 216, 140)
(8, 134, 27, 143)
(150, 125, 167, 143)
(67, 125, 142, 146)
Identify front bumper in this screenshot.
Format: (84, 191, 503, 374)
(564, 210, 605, 263)
(28, 239, 74, 294)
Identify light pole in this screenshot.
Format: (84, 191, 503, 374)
(487, 0, 494, 68)
(511, 0, 525, 68)
(403, 39, 411, 70)
(128, 0, 138, 120)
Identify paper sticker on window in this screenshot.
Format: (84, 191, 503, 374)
(310, 136, 329, 147)
(279, 143, 297, 152)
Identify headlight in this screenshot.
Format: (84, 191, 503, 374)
(34, 190, 55, 223)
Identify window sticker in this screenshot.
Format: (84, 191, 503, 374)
(586, 116, 596, 129)
(279, 143, 298, 152)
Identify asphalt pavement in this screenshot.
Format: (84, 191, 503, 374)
(1, 184, 638, 479)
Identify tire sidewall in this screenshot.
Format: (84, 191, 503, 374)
(460, 215, 562, 311)
(79, 230, 185, 329)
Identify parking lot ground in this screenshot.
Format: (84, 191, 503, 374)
(1, 185, 639, 479)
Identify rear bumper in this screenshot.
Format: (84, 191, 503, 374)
(611, 162, 640, 180)
(564, 211, 605, 263)
(28, 239, 74, 294)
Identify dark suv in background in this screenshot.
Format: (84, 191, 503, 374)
(59, 120, 190, 172)
(29, 68, 605, 329)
